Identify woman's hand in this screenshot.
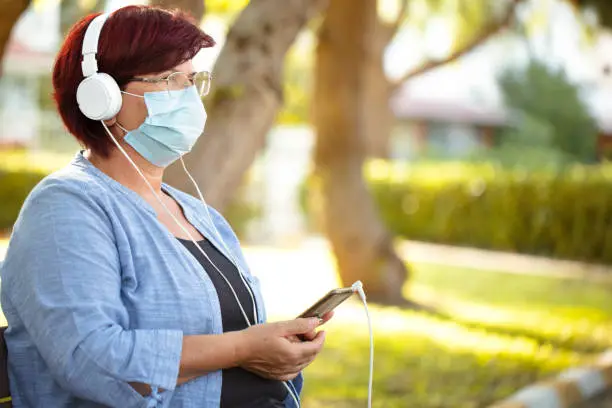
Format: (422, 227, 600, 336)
(236, 318, 327, 381)
(296, 311, 334, 342)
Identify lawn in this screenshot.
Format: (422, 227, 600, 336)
(298, 262, 612, 408)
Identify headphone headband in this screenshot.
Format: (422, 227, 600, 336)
(76, 12, 122, 121)
(81, 13, 110, 78)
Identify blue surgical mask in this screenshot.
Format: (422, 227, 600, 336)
(118, 85, 207, 167)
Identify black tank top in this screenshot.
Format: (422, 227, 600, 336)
(177, 237, 287, 407)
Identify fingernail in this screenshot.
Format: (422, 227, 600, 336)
(317, 318, 324, 325)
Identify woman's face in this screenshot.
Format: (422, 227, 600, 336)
(112, 60, 194, 133)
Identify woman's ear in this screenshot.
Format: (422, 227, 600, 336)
(103, 117, 117, 127)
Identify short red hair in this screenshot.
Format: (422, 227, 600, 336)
(53, 6, 215, 157)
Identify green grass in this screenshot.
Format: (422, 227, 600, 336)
(301, 262, 612, 407)
(410, 263, 612, 352)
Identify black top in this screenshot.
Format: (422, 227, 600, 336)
(177, 238, 287, 407)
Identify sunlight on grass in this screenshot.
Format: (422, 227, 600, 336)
(302, 307, 590, 407)
(409, 263, 612, 352)
(410, 263, 612, 314)
(242, 245, 612, 407)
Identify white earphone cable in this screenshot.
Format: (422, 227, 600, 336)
(103, 122, 254, 326)
(178, 156, 258, 325)
(352, 281, 373, 408)
(101, 122, 301, 407)
(177, 157, 300, 408)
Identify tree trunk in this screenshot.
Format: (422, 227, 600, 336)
(164, 0, 327, 211)
(0, 0, 31, 74)
(361, 16, 394, 158)
(313, 0, 408, 303)
(150, 0, 205, 22)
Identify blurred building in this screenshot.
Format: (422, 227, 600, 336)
(0, 2, 70, 151)
(387, 24, 612, 161)
(390, 91, 507, 160)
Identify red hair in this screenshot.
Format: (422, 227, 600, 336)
(53, 6, 215, 157)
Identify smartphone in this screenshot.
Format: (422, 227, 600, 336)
(297, 287, 355, 319)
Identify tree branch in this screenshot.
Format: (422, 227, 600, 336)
(0, 0, 31, 74)
(387, 0, 409, 40)
(390, 0, 522, 90)
(150, 0, 205, 22)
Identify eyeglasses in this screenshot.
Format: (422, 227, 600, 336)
(128, 71, 212, 98)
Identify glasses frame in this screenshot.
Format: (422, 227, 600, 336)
(128, 70, 212, 97)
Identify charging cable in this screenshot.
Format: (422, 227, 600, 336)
(352, 281, 373, 408)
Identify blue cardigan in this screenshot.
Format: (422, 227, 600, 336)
(0, 152, 302, 407)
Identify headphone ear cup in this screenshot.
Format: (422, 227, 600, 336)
(76, 73, 122, 121)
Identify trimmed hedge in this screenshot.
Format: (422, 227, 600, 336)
(302, 161, 612, 265)
(0, 168, 46, 232)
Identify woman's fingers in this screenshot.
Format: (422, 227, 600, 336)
(300, 330, 317, 341)
(319, 311, 334, 324)
(296, 330, 326, 359)
(293, 311, 334, 342)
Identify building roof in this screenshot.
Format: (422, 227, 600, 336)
(390, 88, 508, 127)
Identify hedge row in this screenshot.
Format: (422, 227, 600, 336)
(0, 168, 46, 232)
(302, 161, 612, 265)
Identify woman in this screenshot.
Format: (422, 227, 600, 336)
(0, 6, 330, 408)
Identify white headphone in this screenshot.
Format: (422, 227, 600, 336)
(76, 13, 122, 121)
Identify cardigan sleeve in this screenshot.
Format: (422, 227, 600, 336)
(2, 179, 183, 407)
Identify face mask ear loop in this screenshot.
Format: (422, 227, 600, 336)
(99, 121, 253, 328)
(121, 90, 145, 99)
(115, 122, 130, 133)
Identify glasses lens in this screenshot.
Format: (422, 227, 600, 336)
(194, 71, 211, 96)
(166, 72, 191, 97)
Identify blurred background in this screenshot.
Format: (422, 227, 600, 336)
(1, 0, 612, 406)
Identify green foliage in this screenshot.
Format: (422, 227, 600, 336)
(301, 160, 612, 264)
(301, 261, 612, 407)
(277, 35, 313, 125)
(452, 0, 494, 51)
(60, 0, 104, 37)
(496, 60, 599, 164)
(0, 151, 68, 232)
(206, 0, 248, 18)
(0, 168, 46, 232)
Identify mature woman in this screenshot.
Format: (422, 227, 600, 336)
(0, 6, 330, 408)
